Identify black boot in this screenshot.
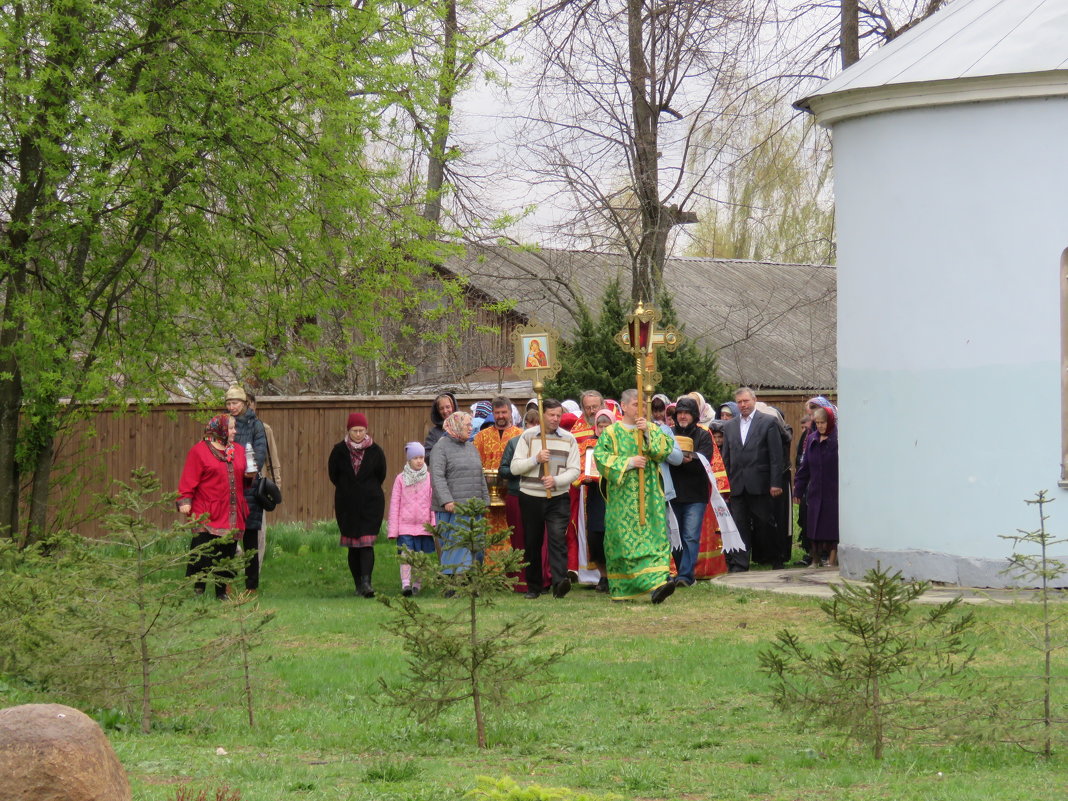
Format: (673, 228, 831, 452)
(357, 546, 375, 597)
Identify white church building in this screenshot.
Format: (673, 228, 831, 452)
(797, 0, 1068, 586)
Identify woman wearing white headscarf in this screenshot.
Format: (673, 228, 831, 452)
(429, 411, 490, 577)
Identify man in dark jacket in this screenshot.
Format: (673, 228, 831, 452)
(668, 397, 713, 586)
(719, 387, 785, 572)
(225, 385, 268, 592)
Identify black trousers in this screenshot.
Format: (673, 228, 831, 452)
(726, 492, 778, 571)
(519, 492, 570, 592)
(187, 532, 238, 598)
(242, 528, 261, 590)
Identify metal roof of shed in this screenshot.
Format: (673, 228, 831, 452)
(443, 245, 836, 391)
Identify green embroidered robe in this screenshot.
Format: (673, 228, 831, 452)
(594, 421, 674, 600)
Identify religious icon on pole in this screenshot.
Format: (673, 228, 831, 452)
(512, 322, 561, 498)
(522, 336, 550, 368)
(513, 323, 560, 382)
(613, 301, 683, 524)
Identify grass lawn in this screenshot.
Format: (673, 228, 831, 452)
(10, 521, 1068, 800)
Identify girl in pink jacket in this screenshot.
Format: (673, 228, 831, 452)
(388, 442, 436, 596)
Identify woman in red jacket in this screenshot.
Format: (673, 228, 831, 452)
(178, 414, 250, 599)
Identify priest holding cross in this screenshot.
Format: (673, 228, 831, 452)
(594, 301, 682, 603)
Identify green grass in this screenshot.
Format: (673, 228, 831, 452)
(8, 524, 1068, 800)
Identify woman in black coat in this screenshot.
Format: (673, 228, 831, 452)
(328, 412, 387, 597)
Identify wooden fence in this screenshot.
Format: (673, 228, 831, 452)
(51, 391, 829, 537)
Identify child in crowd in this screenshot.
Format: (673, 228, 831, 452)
(388, 442, 436, 596)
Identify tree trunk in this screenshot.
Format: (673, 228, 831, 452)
(24, 435, 54, 546)
(0, 350, 22, 541)
(240, 616, 256, 729)
(468, 594, 486, 748)
(0, 130, 35, 539)
(840, 0, 860, 68)
(422, 0, 459, 226)
(627, 0, 663, 303)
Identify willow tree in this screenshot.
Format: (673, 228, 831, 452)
(685, 107, 835, 265)
(0, 0, 444, 543)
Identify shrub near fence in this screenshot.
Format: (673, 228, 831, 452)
(51, 391, 826, 537)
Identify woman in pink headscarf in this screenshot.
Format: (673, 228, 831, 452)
(178, 414, 249, 599)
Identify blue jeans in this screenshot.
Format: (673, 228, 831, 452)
(671, 501, 706, 584)
(435, 511, 483, 574)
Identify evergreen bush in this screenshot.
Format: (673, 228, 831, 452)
(759, 565, 976, 758)
(379, 498, 566, 748)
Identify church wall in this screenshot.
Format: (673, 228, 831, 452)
(831, 95, 1068, 586)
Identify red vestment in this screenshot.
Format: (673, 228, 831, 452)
(566, 417, 598, 582)
(474, 425, 523, 581)
(694, 431, 729, 579)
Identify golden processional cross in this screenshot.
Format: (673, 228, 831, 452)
(613, 301, 682, 525)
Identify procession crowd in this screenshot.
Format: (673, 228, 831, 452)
(176, 386, 839, 602)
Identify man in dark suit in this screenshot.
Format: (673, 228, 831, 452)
(719, 387, 785, 571)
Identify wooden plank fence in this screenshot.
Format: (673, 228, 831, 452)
(49, 391, 830, 537)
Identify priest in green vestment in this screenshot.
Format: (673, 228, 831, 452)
(594, 388, 677, 604)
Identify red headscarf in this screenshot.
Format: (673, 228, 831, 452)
(203, 414, 235, 462)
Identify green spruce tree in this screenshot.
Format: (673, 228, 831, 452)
(997, 491, 1068, 757)
(545, 280, 726, 403)
(0, 469, 272, 732)
(759, 565, 976, 759)
(379, 499, 566, 748)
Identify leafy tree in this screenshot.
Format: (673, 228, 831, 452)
(545, 280, 727, 404)
(0, 1, 450, 543)
(759, 565, 976, 759)
(378, 498, 565, 748)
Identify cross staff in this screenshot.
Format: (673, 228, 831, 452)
(613, 301, 682, 524)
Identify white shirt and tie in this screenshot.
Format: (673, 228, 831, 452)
(739, 412, 753, 446)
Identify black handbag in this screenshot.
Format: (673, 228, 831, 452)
(254, 427, 282, 511)
(254, 475, 282, 511)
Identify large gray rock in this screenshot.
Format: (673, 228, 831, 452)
(0, 703, 131, 801)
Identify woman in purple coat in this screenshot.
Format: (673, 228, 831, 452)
(793, 406, 839, 567)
